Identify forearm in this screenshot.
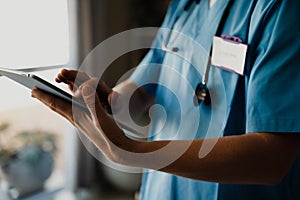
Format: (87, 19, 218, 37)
(31, 78, 300, 186)
(116, 133, 300, 185)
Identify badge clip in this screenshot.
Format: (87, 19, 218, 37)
(221, 34, 243, 44)
(211, 34, 248, 76)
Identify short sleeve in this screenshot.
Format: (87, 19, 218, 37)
(246, 0, 300, 133)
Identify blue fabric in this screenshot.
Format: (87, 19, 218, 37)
(130, 0, 300, 199)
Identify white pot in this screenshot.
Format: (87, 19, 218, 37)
(1, 146, 54, 197)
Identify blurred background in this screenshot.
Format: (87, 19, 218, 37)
(0, 0, 169, 199)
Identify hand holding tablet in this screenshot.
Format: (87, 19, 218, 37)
(0, 67, 86, 110)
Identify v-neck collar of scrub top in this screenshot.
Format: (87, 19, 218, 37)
(152, 0, 232, 141)
(165, 0, 231, 56)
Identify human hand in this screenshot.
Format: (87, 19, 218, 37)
(31, 77, 133, 161)
(55, 69, 113, 114)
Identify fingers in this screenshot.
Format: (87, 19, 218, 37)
(80, 84, 106, 126)
(31, 88, 75, 126)
(55, 70, 113, 113)
(55, 69, 75, 83)
(56, 69, 90, 83)
(96, 80, 113, 99)
(56, 69, 90, 92)
(79, 78, 111, 120)
(80, 83, 129, 148)
(55, 69, 112, 97)
(78, 78, 113, 113)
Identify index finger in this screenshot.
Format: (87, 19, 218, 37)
(56, 69, 90, 85)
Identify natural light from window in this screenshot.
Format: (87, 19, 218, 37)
(0, 0, 70, 69)
(0, 1, 70, 196)
(0, 0, 70, 112)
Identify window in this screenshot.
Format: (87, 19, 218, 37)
(0, 0, 70, 198)
(0, 0, 69, 69)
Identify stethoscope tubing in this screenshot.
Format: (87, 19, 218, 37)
(162, 0, 211, 105)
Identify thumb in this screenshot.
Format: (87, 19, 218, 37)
(81, 85, 105, 125)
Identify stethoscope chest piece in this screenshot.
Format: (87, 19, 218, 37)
(195, 82, 211, 105)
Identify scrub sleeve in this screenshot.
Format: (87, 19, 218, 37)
(219, 1, 300, 200)
(246, 0, 300, 133)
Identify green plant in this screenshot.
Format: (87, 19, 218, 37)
(0, 122, 14, 166)
(16, 130, 56, 153)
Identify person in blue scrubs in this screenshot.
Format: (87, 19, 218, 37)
(32, 0, 300, 199)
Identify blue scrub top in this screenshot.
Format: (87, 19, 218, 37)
(130, 0, 300, 199)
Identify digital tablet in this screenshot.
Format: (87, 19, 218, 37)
(0, 68, 144, 134)
(0, 68, 86, 110)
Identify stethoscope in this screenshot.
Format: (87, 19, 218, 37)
(162, 0, 211, 105)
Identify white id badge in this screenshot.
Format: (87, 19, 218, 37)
(211, 35, 248, 75)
